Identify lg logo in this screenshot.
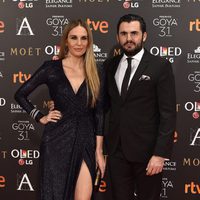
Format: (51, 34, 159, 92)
(0, 98, 6, 106)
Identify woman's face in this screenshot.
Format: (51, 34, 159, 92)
(66, 25, 89, 58)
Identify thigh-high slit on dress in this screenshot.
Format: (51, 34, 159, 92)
(14, 60, 105, 200)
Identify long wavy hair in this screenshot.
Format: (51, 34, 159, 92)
(59, 19, 100, 107)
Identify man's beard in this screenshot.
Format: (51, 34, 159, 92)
(121, 41, 143, 57)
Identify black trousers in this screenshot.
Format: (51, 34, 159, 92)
(108, 145, 162, 200)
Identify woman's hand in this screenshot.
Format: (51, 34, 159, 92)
(39, 110, 62, 125)
(96, 151, 106, 179)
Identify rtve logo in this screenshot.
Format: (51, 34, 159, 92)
(0, 176, 5, 188)
(189, 19, 200, 31)
(0, 20, 5, 33)
(185, 181, 200, 194)
(86, 18, 108, 33)
(13, 71, 31, 83)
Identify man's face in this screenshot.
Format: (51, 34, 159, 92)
(117, 21, 147, 56)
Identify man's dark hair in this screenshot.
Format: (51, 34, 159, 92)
(117, 14, 146, 34)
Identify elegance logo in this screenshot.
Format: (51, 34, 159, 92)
(93, 44, 108, 63)
(79, 0, 110, 2)
(188, 0, 200, 2)
(45, 0, 72, 8)
(152, 0, 181, 8)
(187, 46, 200, 64)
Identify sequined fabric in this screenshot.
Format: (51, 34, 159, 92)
(14, 60, 105, 200)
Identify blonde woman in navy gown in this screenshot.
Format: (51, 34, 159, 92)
(14, 19, 106, 200)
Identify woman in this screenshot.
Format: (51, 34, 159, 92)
(14, 19, 106, 200)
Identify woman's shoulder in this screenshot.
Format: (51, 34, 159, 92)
(39, 59, 62, 72)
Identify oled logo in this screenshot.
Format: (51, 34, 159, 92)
(183, 158, 200, 167)
(45, 45, 60, 56)
(185, 180, 200, 194)
(0, 20, 5, 33)
(161, 177, 174, 198)
(86, 18, 109, 34)
(0, 98, 6, 107)
(17, 173, 34, 191)
(93, 44, 108, 63)
(13, 71, 31, 84)
(189, 19, 200, 31)
(0, 176, 6, 188)
(11, 149, 39, 166)
(152, 0, 181, 8)
(184, 101, 200, 119)
(10, 47, 41, 56)
(188, 71, 200, 92)
(12, 120, 35, 141)
(150, 46, 182, 63)
(153, 16, 178, 37)
(46, 16, 69, 37)
(45, 0, 72, 8)
(16, 17, 34, 36)
(190, 128, 200, 146)
(187, 46, 200, 64)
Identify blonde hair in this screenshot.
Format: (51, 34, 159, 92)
(59, 19, 100, 107)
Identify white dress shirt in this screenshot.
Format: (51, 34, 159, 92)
(115, 48, 144, 94)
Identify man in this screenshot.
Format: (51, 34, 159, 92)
(104, 14, 176, 200)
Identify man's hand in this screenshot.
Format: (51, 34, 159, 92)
(146, 155, 165, 176)
(48, 100, 55, 111)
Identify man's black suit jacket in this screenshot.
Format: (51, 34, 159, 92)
(104, 50, 176, 162)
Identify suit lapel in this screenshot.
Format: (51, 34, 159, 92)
(126, 50, 150, 98)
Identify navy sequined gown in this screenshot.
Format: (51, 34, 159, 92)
(14, 60, 105, 200)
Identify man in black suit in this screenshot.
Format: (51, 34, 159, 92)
(104, 14, 176, 200)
